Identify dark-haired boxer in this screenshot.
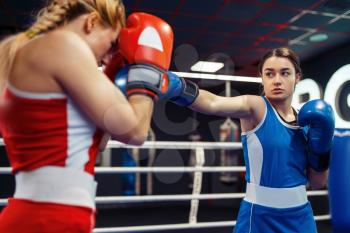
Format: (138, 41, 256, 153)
(158, 47, 335, 233)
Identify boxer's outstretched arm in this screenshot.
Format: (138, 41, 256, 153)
(190, 89, 263, 119)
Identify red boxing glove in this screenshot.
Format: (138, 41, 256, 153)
(103, 50, 126, 82)
(119, 12, 173, 70)
(118, 12, 174, 100)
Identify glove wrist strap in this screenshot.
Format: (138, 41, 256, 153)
(126, 64, 167, 101)
(308, 150, 331, 172)
(171, 78, 199, 106)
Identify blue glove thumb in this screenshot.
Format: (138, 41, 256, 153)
(160, 71, 199, 106)
(161, 71, 183, 100)
(114, 66, 129, 95)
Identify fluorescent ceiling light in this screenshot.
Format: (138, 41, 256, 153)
(191, 61, 224, 73)
(309, 33, 328, 42)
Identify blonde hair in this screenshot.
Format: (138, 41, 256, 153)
(0, 0, 125, 90)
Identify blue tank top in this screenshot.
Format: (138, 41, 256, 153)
(241, 96, 308, 188)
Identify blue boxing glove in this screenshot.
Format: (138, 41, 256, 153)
(114, 66, 128, 95)
(160, 71, 199, 106)
(115, 67, 199, 106)
(298, 99, 335, 171)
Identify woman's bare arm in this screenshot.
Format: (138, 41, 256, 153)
(44, 31, 153, 145)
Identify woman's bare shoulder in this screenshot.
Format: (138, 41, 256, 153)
(39, 30, 93, 57)
(25, 30, 96, 73)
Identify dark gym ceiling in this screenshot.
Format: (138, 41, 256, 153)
(1, 0, 350, 77)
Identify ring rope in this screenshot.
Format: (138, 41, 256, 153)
(92, 215, 331, 233)
(0, 190, 328, 206)
(0, 139, 242, 150)
(0, 166, 246, 174)
(106, 140, 242, 150)
(173, 71, 261, 83)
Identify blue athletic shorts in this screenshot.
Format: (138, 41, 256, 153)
(233, 200, 317, 233)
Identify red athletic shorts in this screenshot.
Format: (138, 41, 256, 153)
(0, 198, 95, 233)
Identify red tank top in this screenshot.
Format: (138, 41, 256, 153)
(0, 84, 103, 175)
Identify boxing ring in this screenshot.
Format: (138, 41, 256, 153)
(0, 139, 330, 233)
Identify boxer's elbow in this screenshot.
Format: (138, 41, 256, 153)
(127, 129, 148, 146)
(111, 127, 147, 146)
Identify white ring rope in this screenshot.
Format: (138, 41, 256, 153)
(106, 140, 242, 150)
(0, 166, 245, 174)
(94, 220, 238, 233)
(173, 71, 261, 83)
(92, 215, 331, 233)
(0, 190, 328, 206)
(0, 138, 331, 232)
(0, 139, 243, 150)
(0, 139, 242, 150)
